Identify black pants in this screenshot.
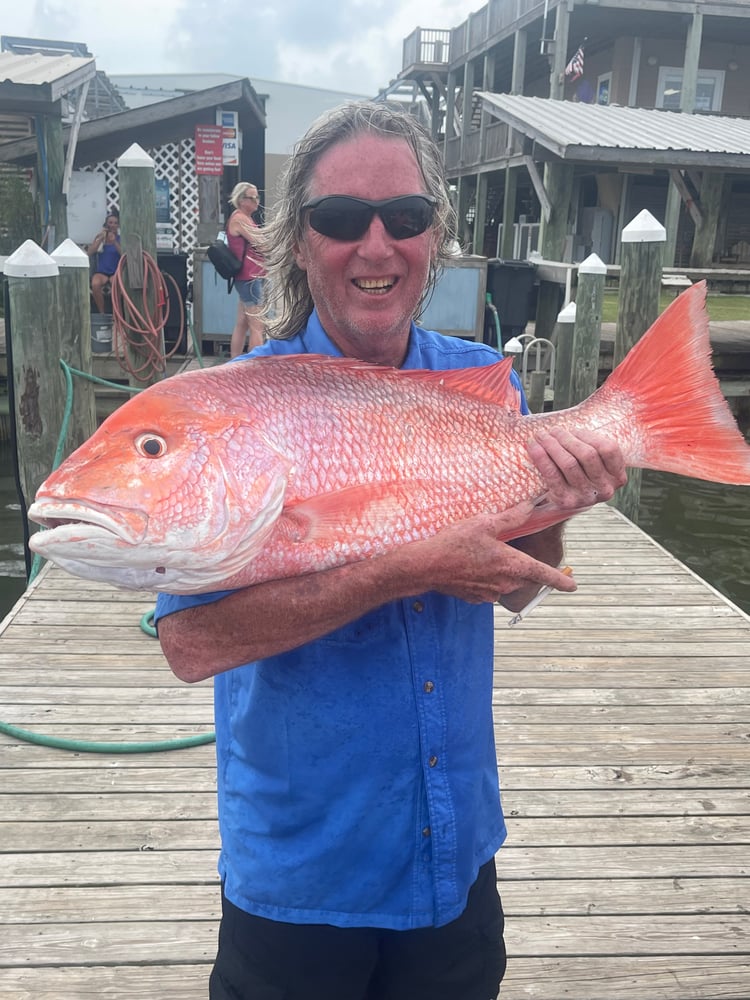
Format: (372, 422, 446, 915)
(209, 859, 506, 1000)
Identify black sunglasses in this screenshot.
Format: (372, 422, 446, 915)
(302, 194, 437, 242)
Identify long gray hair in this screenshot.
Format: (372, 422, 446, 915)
(260, 101, 456, 340)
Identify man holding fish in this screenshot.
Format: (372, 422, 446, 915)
(155, 103, 626, 999)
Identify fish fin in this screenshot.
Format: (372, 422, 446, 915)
(498, 501, 595, 542)
(586, 281, 750, 486)
(278, 482, 431, 544)
(398, 358, 521, 409)
(259, 353, 521, 410)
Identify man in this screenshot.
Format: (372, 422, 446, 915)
(156, 102, 626, 1000)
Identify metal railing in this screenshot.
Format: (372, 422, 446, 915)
(402, 28, 451, 68)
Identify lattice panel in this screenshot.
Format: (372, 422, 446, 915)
(81, 138, 198, 280)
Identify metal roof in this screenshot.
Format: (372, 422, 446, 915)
(479, 93, 750, 170)
(0, 77, 266, 167)
(0, 51, 96, 113)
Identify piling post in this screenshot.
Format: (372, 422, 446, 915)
(527, 370, 548, 414)
(613, 210, 666, 522)
(50, 239, 97, 448)
(117, 143, 165, 388)
(4, 241, 66, 516)
(552, 301, 576, 411)
(571, 253, 606, 405)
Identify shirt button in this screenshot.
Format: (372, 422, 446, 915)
(412, 600, 424, 613)
(429, 755, 438, 767)
(423, 680, 435, 693)
(422, 826, 431, 837)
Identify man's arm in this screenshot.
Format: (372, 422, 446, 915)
(158, 427, 627, 683)
(158, 501, 571, 683)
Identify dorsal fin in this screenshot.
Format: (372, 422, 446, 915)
(398, 357, 520, 409)
(248, 353, 521, 410)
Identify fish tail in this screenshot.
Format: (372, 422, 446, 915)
(598, 280, 750, 485)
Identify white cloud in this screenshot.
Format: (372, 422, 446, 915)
(2, 0, 484, 95)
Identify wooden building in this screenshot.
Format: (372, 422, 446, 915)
(389, 0, 750, 269)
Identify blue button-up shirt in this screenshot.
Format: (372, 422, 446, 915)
(155, 311, 527, 929)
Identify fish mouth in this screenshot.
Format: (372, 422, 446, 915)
(27, 499, 148, 546)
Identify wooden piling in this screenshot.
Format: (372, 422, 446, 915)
(527, 370, 547, 414)
(571, 253, 606, 406)
(552, 301, 576, 411)
(613, 210, 666, 522)
(534, 162, 574, 340)
(4, 242, 67, 514)
(35, 114, 68, 250)
(117, 144, 165, 388)
(50, 239, 97, 449)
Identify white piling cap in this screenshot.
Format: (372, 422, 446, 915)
(622, 209, 666, 243)
(51, 238, 89, 269)
(4, 239, 59, 277)
(504, 337, 524, 355)
(118, 143, 154, 168)
(578, 252, 607, 275)
(557, 301, 577, 323)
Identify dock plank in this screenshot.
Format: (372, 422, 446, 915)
(1, 504, 749, 998)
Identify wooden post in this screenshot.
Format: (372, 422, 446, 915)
(528, 370, 548, 414)
(500, 166, 518, 259)
(197, 174, 222, 246)
(552, 300, 576, 411)
(690, 172, 724, 267)
(613, 210, 666, 523)
(4, 241, 66, 514)
(35, 112, 68, 250)
(50, 239, 97, 447)
(571, 253, 606, 405)
(535, 161, 574, 340)
(117, 143, 165, 388)
(473, 173, 488, 257)
(456, 177, 473, 250)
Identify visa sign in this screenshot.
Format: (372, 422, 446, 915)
(216, 109, 240, 166)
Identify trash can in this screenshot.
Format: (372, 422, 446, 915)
(157, 252, 188, 352)
(486, 259, 536, 345)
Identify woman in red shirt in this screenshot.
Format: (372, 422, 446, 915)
(227, 182, 266, 357)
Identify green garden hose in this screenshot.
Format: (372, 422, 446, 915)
(6, 359, 216, 754)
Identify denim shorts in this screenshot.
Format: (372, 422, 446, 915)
(235, 277, 264, 306)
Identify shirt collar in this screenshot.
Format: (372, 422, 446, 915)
(303, 309, 421, 369)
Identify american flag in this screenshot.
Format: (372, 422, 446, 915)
(565, 44, 585, 81)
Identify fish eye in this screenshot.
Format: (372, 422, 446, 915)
(135, 433, 168, 458)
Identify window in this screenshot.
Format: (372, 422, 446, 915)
(597, 73, 612, 106)
(656, 67, 725, 112)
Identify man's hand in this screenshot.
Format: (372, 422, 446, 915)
(399, 501, 575, 605)
(408, 427, 627, 607)
(527, 427, 627, 510)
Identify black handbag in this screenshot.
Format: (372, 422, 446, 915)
(207, 239, 243, 284)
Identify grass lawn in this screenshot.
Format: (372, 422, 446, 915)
(600, 290, 750, 324)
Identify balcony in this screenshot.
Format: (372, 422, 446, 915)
(402, 28, 451, 74)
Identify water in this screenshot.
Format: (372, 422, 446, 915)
(0, 442, 30, 620)
(639, 471, 750, 615)
(0, 447, 746, 620)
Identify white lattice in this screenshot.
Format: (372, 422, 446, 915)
(82, 138, 198, 280)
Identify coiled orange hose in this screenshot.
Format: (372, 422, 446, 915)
(109, 251, 185, 382)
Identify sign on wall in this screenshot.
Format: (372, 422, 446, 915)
(216, 109, 240, 167)
(194, 125, 224, 175)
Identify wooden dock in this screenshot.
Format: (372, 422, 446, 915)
(1, 503, 749, 998)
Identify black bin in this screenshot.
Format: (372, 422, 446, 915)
(157, 252, 189, 352)
(486, 259, 536, 345)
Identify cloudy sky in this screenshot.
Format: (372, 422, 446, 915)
(5, 0, 483, 96)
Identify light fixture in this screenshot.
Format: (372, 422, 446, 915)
(728, 60, 739, 71)
(647, 55, 658, 66)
